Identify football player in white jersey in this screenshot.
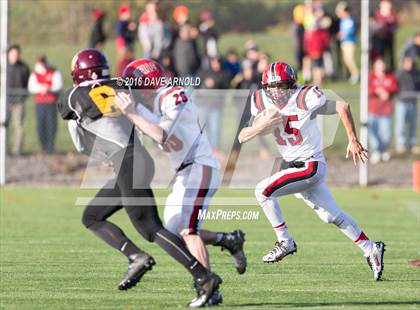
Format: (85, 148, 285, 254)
(114, 59, 247, 305)
(238, 61, 385, 281)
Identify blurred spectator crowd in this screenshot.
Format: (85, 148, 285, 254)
(4, 0, 419, 162)
(6, 45, 62, 156)
(292, 0, 419, 162)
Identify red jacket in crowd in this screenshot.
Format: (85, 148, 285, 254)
(304, 29, 330, 60)
(368, 71, 398, 115)
(28, 63, 63, 104)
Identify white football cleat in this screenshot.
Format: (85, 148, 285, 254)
(262, 239, 297, 263)
(365, 241, 386, 281)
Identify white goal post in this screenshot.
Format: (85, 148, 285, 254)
(359, 0, 370, 187)
(0, 0, 8, 186)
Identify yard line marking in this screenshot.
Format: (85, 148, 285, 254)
(401, 199, 420, 221)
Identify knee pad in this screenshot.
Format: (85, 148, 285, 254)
(81, 215, 94, 229)
(163, 193, 183, 236)
(255, 184, 268, 205)
(296, 192, 332, 224)
(311, 207, 334, 224)
(81, 208, 97, 228)
(164, 214, 182, 237)
(332, 211, 356, 229)
(332, 212, 346, 227)
(132, 222, 161, 242)
(297, 191, 341, 224)
(140, 229, 159, 243)
(130, 215, 162, 242)
(124, 204, 163, 242)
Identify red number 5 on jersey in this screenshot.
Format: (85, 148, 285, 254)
(274, 115, 303, 146)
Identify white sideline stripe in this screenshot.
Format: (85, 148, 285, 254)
(75, 197, 259, 206)
(156, 232, 192, 262)
(402, 199, 420, 221)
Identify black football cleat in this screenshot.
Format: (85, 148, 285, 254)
(205, 289, 223, 307)
(188, 272, 223, 308)
(218, 230, 247, 274)
(117, 253, 155, 290)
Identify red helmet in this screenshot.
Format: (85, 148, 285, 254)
(261, 61, 296, 88)
(71, 48, 110, 85)
(123, 58, 167, 89)
(262, 61, 297, 104)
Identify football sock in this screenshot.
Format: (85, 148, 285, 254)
(273, 222, 291, 242)
(89, 221, 142, 258)
(121, 241, 144, 258)
(354, 232, 374, 255)
(154, 228, 208, 279)
(261, 197, 292, 241)
(333, 212, 373, 254)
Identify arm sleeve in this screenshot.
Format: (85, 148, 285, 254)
(28, 73, 42, 94)
(50, 70, 63, 93)
(301, 85, 326, 112)
(24, 65, 30, 86)
(68, 120, 84, 152)
(135, 103, 160, 124)
(312, 100, 338, 115)
(389, 75, 399, 94)
(250, 92, 259, 116)
(368, 74, 377, 95)
(138, 24, 151, 52)
(342, 19, 355, 38)
(151, 23, 164, 57)
(116, 22, 123, 36)
(243, 92, 258, 127)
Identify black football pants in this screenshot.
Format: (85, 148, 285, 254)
(81, 144, 207, 279)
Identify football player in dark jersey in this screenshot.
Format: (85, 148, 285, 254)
(58, 48, 222, 307)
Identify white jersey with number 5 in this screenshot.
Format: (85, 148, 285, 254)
(251, 85, 326, 163)
(142, 86, 219, 170)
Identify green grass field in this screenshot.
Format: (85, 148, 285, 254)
(0, 187, 419, 310)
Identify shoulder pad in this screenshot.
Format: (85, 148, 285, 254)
(296, 84, 314, 110)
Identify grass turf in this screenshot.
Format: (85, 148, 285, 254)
(0, 187, 419, 309)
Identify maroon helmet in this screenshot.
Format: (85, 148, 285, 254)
(71, 48, 110, 85)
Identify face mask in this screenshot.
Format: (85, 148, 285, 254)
(264, 85, 296, 106)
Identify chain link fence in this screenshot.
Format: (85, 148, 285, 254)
(3, 87, 418, 187)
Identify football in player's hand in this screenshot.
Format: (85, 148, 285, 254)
(253, 106, 282, 135)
